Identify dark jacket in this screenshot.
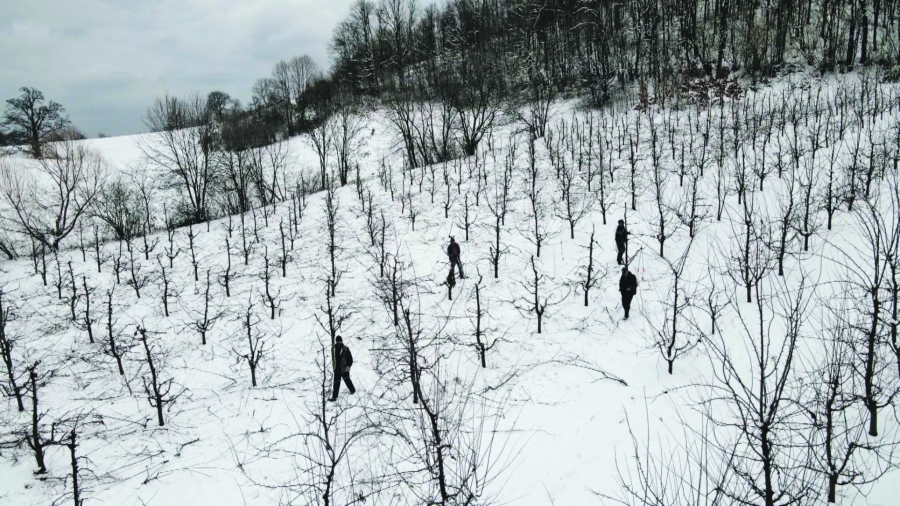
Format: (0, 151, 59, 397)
(615, 225, 629, 245)
(448, 242, 461, 258)
(333, 344, 353, 372)
(619, 272, 638, 295)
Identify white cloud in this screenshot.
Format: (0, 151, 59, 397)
(0, 0, 353, 137)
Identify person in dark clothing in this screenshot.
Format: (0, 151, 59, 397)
(448, 236, 464, 279)
(615, 220, 629, 265)
(329, 336, 355, 401)
(619, 267, 638, 319)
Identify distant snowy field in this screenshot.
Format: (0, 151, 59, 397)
(2, 71, 900, 505)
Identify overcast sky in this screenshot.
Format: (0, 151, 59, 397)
(0, 0, 359, 137)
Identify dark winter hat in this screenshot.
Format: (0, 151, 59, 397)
(335, 335, 343, 343)
(450, 236, 456, 241)
(622, 267, 628, 274)
(618, 219, 624, 224)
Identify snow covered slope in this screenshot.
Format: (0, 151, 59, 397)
(2, 72, 900, 505)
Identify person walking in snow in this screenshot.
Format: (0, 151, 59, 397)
(447, 236, 464, 279)
(615, 219, 629, 265)
(330, 336, 356, 401)
(619, 266, 638, 319)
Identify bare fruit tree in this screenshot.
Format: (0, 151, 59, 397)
(0, 137, 105, 251)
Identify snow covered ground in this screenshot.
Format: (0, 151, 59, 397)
(2, 71, 900, 505)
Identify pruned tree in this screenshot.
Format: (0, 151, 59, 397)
(726, 192, 774, 303)
(3, 363, 65, 474)
(135, 324, 183, 427)
(466, 274, 500, 368)
(578, 228, 605, 307)
(455, 192, 476, 243)
(322, 180, 344, 296)
(518, 137, 558, 257)
(258, 246, 282, 319)
(103, 288, 127, 376)
(646, 238, 699, 374)
(485, 174, 507, 279)
(646, 123, 680, 257)
(232, 296, 267, 387)
(315, 282, 353, 355)
(124, 237, 152, 299)
(184, 270, 224, 345)
(156, 256, 172, 317)
(513, 256, 568, 334)
(771, 165, 798, 277)
(186, 223, 200, 282)
(0, 288, 25, 412)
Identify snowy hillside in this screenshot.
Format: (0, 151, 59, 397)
(2, 70, 900, 506)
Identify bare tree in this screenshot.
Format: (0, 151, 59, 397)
(184, 270, 224, 345)
(288, 54, 319, 128)
(3, 364, 65, 474)
(553, 149, 592, 240)
(701, 276, 819, 506)
(92, 176, 145, 242)
(646, 238, 698, 374)
(138, 93, 216, 224)
(513, 256, 568, 334)
(802, 298, 899, 503)
(726, 192, 774, 304)
(308, 114, 336, 191)
(830, 196, 900, 436)
(232, 296, 267, 387)
(0, 138, 105, 251)
(258, 246, 282, 319)
(333, 97, 366, 186)
(243, 339, 371, 505)
(323, 181, 344, 296)
(103, 288, 127, 376)
(646, 123, 679, 257)
(578, 228, 605, 307)
(135, 324, 183, 427)
(0, 288, 24, 412)
(519, 137, 558, 257)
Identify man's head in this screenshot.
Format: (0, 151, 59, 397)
(618, 219, 624, 225)
(335, 336, 343, 347)
(622, 267, 628, 275)
(450, 236, 456, 243)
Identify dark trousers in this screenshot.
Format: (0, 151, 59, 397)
(332, 370, 355, 398)
(450, 256, 464, 278)
(616, 242, 626, 265)
(622, 293, 634, 318)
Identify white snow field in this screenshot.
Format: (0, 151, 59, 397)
(2, 70, 900, 505)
